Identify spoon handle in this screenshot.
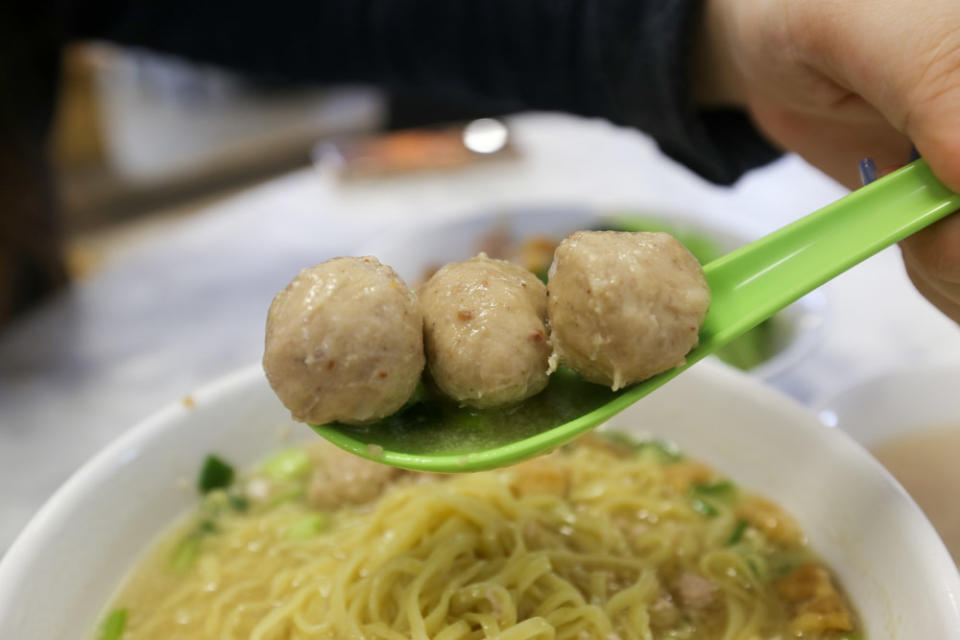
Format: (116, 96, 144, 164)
(699, 159, 960, 353)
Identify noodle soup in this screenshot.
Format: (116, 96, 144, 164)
(94, 435, 861, 640)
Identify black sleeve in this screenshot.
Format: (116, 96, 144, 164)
(0, 3, 69, 324)
(70, 0, 780, 184)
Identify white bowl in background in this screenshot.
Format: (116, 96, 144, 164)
(359, 206, 827, 383)
(0, 360, 958, 638)
(814, 364, 960, 566)
(814, 364, 960, 445)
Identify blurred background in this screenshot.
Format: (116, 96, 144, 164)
(53, 44, 382, 232)
(48, 43, 521, 289)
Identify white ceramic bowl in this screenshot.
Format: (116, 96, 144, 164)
(359, 206, 827, 382)
(1, 360, 958, 638)
(815, 364, 960, 446)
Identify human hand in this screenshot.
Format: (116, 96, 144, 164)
(694, 0, 960, 321)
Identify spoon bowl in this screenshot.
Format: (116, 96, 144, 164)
(313, 159, 960, 472)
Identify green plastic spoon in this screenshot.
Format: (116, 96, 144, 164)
(311, 159, 960, 472)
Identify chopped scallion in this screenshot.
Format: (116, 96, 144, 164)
(229, 494, 249, 512)
(286, 513, 331, 539)
(98, 608, 127, 640)
(691, 497, 718, 517)
(639, 440, 683, 463)
(726, 519, 749, 546)
(197, 455, 234, 494)
(262, 448, 312, 481)
(197, 519, 217, 534)
(170, 535, 202, 574)
(692, 480, 738, 501)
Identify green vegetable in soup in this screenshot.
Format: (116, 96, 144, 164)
(229, 494, 250, 512)
(262, 448, 312, 481)
(286, 513, 331, 539)
(170, 534, 203, 574)
(98, 608, 127, 640)
(690, 497, 719, 517)
(170, 520, 217, 574)
(197, 454, 234, 494)
(726, 519, 749, 546)
(691, 479, 738, 501)
(686, 478, 732, 520)
(639, 439, 684, 463)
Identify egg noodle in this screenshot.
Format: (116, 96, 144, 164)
(106, 438, 859, 639)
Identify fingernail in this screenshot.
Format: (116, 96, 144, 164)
(859, 158, 877, 186)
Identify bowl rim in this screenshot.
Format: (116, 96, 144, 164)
(0, 366, 258, 598)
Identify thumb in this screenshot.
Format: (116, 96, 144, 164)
(905, 79, 960, 194)
(812, 0, 960, 192)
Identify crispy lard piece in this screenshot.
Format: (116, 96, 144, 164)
(507, 455, 570, 497)
(663, 461, 714, 492)
(776, 563, 854, 634)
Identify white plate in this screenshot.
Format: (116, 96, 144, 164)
(359, 206, 827, 383)
(0, 360, 957, 638)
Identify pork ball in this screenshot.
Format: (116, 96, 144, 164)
(263, 256, 424, 424)
(420, 255, 551, 408)
(547, 231, 710, 390)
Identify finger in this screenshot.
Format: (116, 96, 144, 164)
(873, 9, 960, 193)
(749, 101, 912, 190)
(899, 212, 960, 285)
(902, 74, 960, 194)
(903, 257, 960, 323)
(902, 242, 960, 300)
(797, 1, 960, 192)
(876, 165, 903, 180)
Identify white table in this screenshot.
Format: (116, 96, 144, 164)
(1, 113, 957, 552)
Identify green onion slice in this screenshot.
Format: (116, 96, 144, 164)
(98, 608, 127, 640)
(197, 455, 235, 494)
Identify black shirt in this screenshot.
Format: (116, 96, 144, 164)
(0, 0, 779, 322)
(69, 0, 779, 182)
